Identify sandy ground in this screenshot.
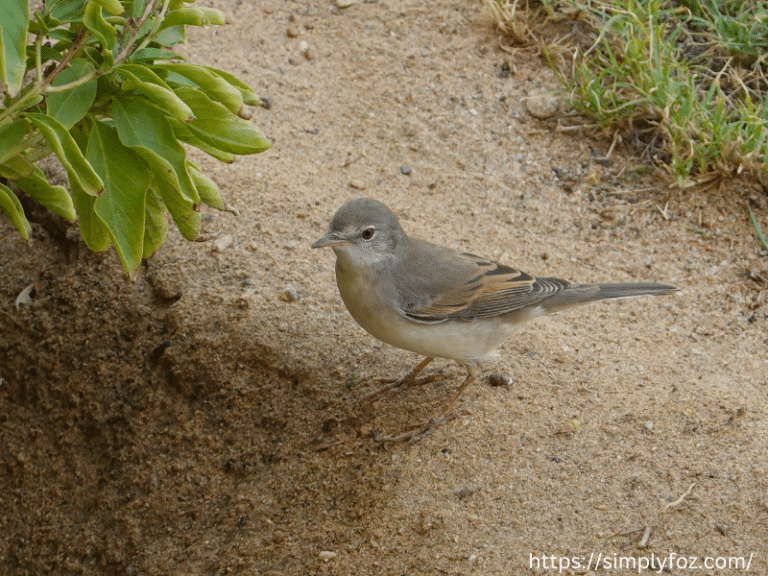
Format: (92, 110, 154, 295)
(2, 1, 767, 574)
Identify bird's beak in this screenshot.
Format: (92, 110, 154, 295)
(311, 232, 347, 249)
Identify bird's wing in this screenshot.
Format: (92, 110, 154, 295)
(394, 244, 571, 323)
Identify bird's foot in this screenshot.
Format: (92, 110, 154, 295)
(372, 408, 470, 446)
(361, 373, 447, 403)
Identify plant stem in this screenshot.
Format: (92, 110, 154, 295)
(40, 30, 87, 90)
(35, 34, 43, 84)
(46, 71, 101, 93)
(0, 30, 88, 127)
(115, 0, 159, 64)
(135, 0, 172, 53)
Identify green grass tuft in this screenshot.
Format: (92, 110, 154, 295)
(488, 0, 768, 188)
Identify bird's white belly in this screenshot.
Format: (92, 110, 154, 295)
(336, 264, 519, 362)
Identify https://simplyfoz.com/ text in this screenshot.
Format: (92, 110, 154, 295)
(529, 551, 754, 573)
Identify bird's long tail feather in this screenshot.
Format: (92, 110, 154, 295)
(539, 282, 680, 315)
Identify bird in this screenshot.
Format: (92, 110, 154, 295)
(311, 198, 680, 444)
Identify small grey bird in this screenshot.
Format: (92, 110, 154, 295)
(312, 198, 680, 444)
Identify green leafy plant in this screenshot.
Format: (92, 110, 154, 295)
(0, 0, 271, 275)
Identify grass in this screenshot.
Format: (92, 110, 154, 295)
(486, 0, 768, 189)
(748, 203, 768, 251)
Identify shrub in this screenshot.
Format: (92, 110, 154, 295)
(0, 0, 271, 275)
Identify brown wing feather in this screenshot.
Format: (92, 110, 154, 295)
(398, 249, 572, 323)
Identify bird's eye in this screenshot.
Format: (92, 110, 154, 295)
(361, 227, 375, 240)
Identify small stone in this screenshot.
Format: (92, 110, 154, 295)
(644, 421, 654, 431)
(237, 291, 262, 309)
(457, 487, 473, 499)
(335, 0, 357, 7)
(488, 373, 512, 387)
(400, 164, 412, 175)
(212, 234, 233, 252)
(15, 282, 40, 308)
(299, 40, 312, 60)
(279, 285, 299, 302)
(260, 96, 273, 110)
(286, 25, 300, 38)
(319, 550, 337, 562)
(349, 180, 366, 190)
(525, 93, 560, 119)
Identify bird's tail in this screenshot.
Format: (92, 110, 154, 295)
(538, 281, 680, 315)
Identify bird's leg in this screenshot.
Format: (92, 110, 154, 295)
(374, 362, 481, 445)
(361, 357, 438, 402)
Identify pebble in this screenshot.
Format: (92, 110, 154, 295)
(300, 40, 312, 60)
(488, 373, 512, 387)
(286, 25, 300, 38)
(212, 234, 233, 252)
(349, 180, 366, 190)
(14, 282, 38, 308)
(525, 93, 560, 119)
(335, 0, 357, 7)
(400, 164, 412, 175)
(319, 550, 337, 562)
(279, 285, 299, 302)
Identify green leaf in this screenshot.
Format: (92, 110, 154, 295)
(131, 0, 146, 19)
(38, 44, 63, 63)
(87, 120, 150, 275)
(0, 181, 31, 240)
(91, 0, 123, 16)
(47, 0, 86, 23)
(154, 25, 186, 47)
(48, 28, 77, 42)
(83, 1, 117, 50)
(0, 0, 29, 94)
(130, 47, 184, 63)
(205, 66, 261, 106)
(154, 63, 243, 114)
(160, 7, 225, 29)
(112, 96, 199, 203)
(0, 119, 29, 164)
(15, 165, 77, 220)
(148, 170, 200, 240)
(47, 59, 98, 129)
(0, 154, 35, 179)
(172, 84, 271, 155)
(111, 98, 202, 242)
(143, 188, 167, 258)
(188, 163, 225, 211)
(70, 178, 111, 251)
(116, 64, 195, 123)
(169, 119, 235, 162)
(168, 0, 196, 8)
(25, 112, 104, 196)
